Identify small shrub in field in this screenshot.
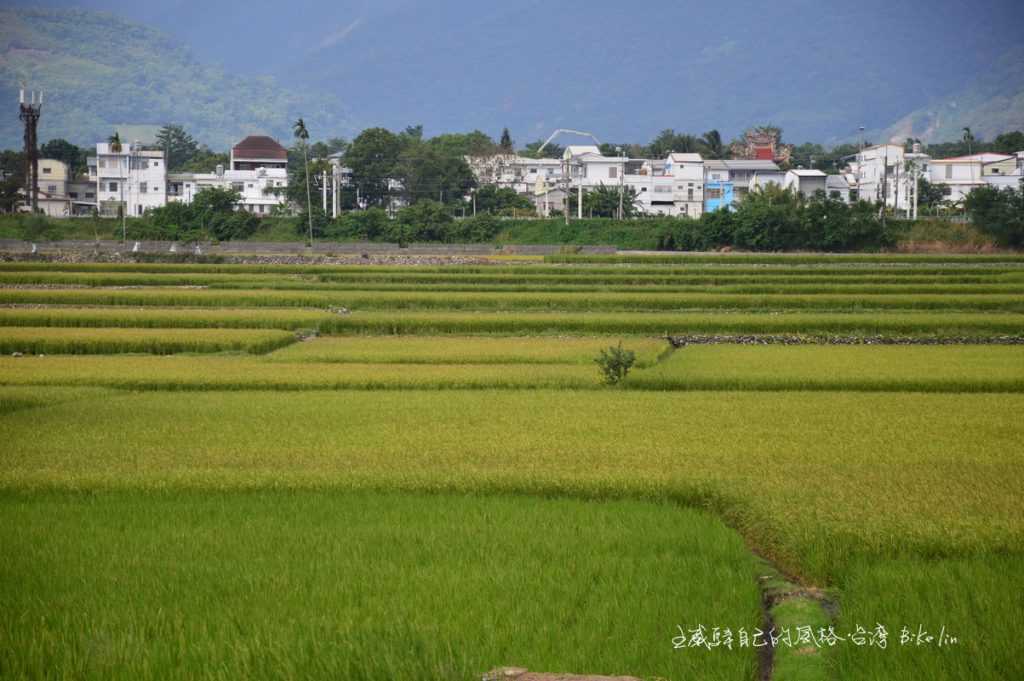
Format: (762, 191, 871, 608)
(595, 342, 636, 385)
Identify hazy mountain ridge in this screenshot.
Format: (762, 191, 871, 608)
(880, 45, 1024, 144)
(0, 8, 355, 149)
(3, 3, 1024, 150)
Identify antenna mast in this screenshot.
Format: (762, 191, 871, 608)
(18, 85, 43, 214)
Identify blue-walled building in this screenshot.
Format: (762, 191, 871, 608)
(704, 180, 734, 212)
(703, 159, 785, 212)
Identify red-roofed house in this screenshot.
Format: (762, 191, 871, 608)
(230, 136, 288, 171)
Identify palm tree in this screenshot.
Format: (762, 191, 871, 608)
(962, 127, 974, 156)
(293, 118, 313, 244)
(699, 129, 725, 159)
(108, 132, 122, 153)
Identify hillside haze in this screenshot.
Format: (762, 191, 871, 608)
(7, 0, 1024, 147)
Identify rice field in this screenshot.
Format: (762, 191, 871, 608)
(627, 345, 1024, 393)
(4, 286, 1023, 311)
(0, 327, 296, 355)
(0, 255, 1021, 681)
(266, 335, 669, 365)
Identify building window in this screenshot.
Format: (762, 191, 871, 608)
(992, 168, 1001, 174)
(139, 182, 147, 193)
(232, 182, 244, 192)
(706, 188, 722, 199)
(153, 161, 159, 167)
(69, 192, 78, 199)
(86, 192, 95, 199)
(945, 165, 952, 179)
(42, 167, 52, 174)
(108, 182, 118, 192)
(609, 167, 617, 179)
(47, 185, 57, 193)
(688, 188, 694, 201)
(99, 159, 106, 169)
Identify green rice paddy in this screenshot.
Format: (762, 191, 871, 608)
(0, 255, 1021, 681)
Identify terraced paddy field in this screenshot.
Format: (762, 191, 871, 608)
(1, 255, 1022, 681)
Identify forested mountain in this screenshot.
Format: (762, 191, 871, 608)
(0, 8, 354, 149)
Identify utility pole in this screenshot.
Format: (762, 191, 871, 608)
(617, 146, 624, 220)
(18, 87, 42, 214)
(881, 145, 889, 228)
(856, 126, 865, 201)
(576, 160, 583, 220)
(322, 169, 328, 213)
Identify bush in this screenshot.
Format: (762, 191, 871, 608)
(595, 342, 636, 385)
(966, 185, 1024, 248)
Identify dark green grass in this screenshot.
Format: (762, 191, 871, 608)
(0, 491, 761, 681)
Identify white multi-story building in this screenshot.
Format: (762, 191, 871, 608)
(845, 143, 932, 214)
(166, 136, 290, 215)
(784, 169, 827, 198)
(663, 153, 705, 218)
(89, 142, 167, 217)
(926, 152, 1023, 204)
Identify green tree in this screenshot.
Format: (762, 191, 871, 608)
(520, 140, 563, 159)
(155, 124, 199, 171)
(991, 131, 1024, 155)
(499, 128, 513, 152)
(647, 129, 700, 158)
(394, 142, 476, 205)
(427, 131, 497, 158)
(916, 177, 947, 214)
(395, 200, 453, 242)
(293, 118, 313, 243)
(595, 342, 636, 385)
(965, 184, 1024, 248)
(472, 185, 532, 214)
(0, 150, 26, 213)
(581, 185, 640, 218)
(698, 130, 725, 159)
(107, 132, 122, 153)
(39, 139, 87, 177)
(177, 147, 229, 173)
(345, 128, 405, 207)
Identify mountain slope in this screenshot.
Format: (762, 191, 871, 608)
(0, 8, 355, 149)
(880, 45, 1024, 144)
